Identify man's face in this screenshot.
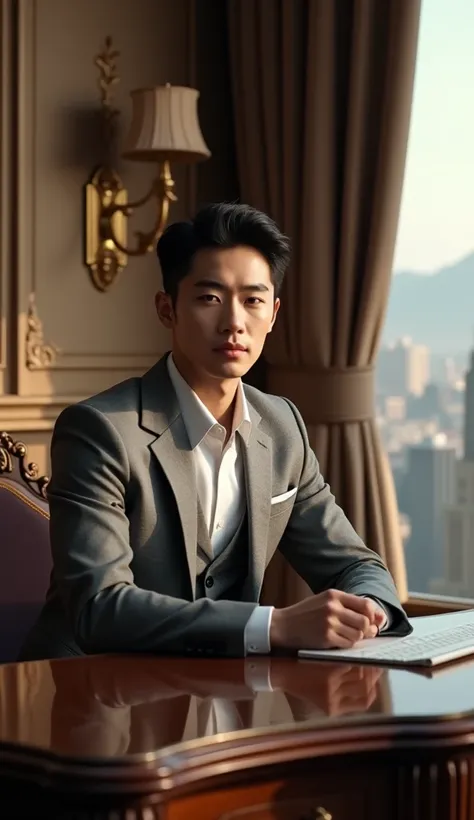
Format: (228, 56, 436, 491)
(156, 246, 280, 383)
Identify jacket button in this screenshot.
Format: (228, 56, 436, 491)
(205, 576, 214, 588)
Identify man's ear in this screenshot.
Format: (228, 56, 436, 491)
(268, 297, 280, 332)
(155, 291, 175, 329)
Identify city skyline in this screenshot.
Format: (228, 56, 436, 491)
(381, 0, 474, 599)
(376, 334, 474, 597)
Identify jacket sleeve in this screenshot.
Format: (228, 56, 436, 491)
(48, 403, 257, 657)
(277, 399, 412, 637)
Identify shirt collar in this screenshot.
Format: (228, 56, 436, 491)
(167, 354, 252, 448)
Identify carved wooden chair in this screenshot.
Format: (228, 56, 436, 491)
(0, 432, 52, 662)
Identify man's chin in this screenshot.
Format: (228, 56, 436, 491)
(208, 358, 250, 380)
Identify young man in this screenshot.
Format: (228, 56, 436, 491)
(20, 203, 410, 662)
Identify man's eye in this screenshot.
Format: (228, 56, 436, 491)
(246, 297, 264, 305)
(198, 294, 219, 302)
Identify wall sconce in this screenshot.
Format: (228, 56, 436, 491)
(85, 37, 211, 292)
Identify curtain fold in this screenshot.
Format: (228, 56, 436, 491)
(228, 0, 421, 604)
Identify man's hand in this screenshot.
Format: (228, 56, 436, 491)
(270, 589, 382, 650)
(273, 662, 384, 719)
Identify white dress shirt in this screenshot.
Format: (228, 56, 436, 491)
(167, 355, 273, 653)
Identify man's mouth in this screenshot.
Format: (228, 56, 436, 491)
(213, 344, 248, 358)
(215, 343, 248, 352)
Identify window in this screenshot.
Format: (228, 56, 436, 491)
(378, 0, 474, 600)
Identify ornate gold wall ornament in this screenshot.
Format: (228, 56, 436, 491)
(94, 35, 120, 121)
(25, 293, 59, 370)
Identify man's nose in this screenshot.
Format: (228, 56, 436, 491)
(219, 300, 245, 333)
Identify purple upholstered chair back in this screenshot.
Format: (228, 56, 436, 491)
(0, 432, 52, 662)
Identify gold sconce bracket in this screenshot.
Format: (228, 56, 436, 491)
(84, 37, 210, 293)
(85, 161, 177, 292)
(107, 161, 178, 256)
(86, 167, 128, 292)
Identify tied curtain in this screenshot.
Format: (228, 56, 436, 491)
(228, 0, 421, 604)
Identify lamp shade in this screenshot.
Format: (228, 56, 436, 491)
(122, 85, 211, 163)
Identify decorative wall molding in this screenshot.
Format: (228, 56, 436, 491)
(0, 0, 198, 399)
(0, 395, 79, 432)
(25, 293, 59, 370)
(0, 0, 14, 389)
(50, 352, 159, 371)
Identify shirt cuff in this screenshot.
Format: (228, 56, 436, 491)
(244, 606, 274, 654)
(244, 658, 274, 691)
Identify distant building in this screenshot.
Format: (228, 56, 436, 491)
(408, 383, 443, 419)
(430, 460, 474, 598)
(431, 348, 474, 598)
(464, 347, 474, 461)
(377, 337, 430, 398)
(404, 434, 456, 594)
(445, 357, 459, 387)
(384, 395, 406, 421)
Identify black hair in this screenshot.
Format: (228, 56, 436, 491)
(156, 202, 290, 303)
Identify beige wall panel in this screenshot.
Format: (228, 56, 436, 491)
(0, 0, 13, 395)
(14, 0, 195, 397)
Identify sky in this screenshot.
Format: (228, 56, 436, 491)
(393, 0, 474, 273)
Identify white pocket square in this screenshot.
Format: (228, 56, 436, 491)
(271, 487, 297, 506)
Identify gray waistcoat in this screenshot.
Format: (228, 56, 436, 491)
(195, 500, 250, 602)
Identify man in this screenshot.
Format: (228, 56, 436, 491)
(20, 202, 410, 662)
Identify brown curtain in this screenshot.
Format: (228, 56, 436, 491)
(227, 0, 421, 604)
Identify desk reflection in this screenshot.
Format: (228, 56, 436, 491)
(47, 657, 385, 757)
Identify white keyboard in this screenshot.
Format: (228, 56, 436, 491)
(354, 622, 474, 665)
(299, 618, 474, 668)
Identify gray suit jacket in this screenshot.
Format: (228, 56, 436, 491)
(20, 354, 410, 661)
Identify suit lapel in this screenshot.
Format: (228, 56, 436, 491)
(139, 356, 273, 603)
(140, 355, 198, 599)
(149, 424, 198, 599)
(241, 402, 272, 601)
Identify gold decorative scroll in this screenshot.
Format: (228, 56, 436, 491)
(25, 293, 59, 370)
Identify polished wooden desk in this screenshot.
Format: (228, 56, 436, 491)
(1, 654, 474, 819)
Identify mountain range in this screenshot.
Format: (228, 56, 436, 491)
(383, 252, 474, 355)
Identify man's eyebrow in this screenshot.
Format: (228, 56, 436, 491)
(193, 279, 270, 293)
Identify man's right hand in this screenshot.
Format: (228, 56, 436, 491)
(270, 589, 379, 650)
